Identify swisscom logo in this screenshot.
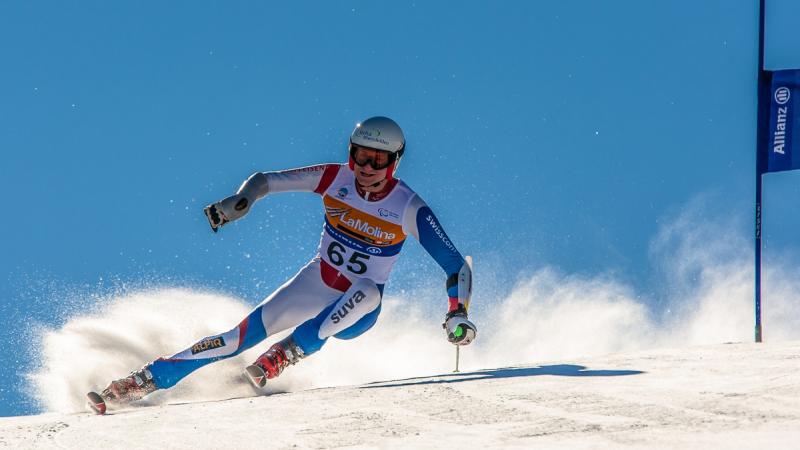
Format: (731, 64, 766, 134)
(775, 87, 791, 105)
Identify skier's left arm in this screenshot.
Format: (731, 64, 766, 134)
(403, 195, 476, 345)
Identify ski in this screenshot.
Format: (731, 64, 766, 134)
(86, 391, 107, 415)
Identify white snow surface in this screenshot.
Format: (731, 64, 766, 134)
(9, 206, 800, 448)
(3, 341, 800, 449)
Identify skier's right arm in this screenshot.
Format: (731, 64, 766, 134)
(204, 164, 341, 232)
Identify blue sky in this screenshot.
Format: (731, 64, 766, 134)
(1, 1, 800, 416)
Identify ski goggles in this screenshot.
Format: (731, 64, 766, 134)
(349, 145, 398, 170)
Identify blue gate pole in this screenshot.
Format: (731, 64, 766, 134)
(755, 172, 763, 343)
(754, 0, 767, 343)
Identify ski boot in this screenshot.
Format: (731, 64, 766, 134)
(87, 365, 158, 414)
(244, 336, 304, 388)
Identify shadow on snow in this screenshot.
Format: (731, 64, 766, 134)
(361, 364, 645, 389)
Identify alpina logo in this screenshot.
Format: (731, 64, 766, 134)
(191, 336, 226, 355)
(775, 87, 791, 105)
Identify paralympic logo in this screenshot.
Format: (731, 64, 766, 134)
(378, 208, 399, 219)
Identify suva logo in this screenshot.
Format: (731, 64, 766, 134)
(366, 247, 382, 254)
(331, 290, 367, 324)
(775, 87, 791, 105)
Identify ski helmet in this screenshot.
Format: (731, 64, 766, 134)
(349, 116, 405, 178)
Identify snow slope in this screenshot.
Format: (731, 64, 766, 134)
(3, 341, 799, 449)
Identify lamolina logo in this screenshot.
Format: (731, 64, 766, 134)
(339, 211, 396, 241)
(775, 87, 791, 105)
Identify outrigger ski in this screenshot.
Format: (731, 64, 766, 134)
(86, 391, 107, 415)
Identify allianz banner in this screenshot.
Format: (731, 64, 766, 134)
(767, 69, 800, 173)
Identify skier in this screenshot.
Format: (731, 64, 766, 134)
(88, 116, 476, 413)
